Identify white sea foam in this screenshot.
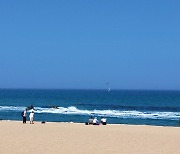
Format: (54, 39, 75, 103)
(0, 106, 25, 111)
(0, 105, 180, 120)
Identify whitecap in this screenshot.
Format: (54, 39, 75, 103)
(0, 105, 180, 120)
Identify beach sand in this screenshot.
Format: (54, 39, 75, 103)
(0, 121, 180, 154)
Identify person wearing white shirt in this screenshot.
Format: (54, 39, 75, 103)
(29, 111, 34, 124)
(101, 117, 107, 125)
(22, 109, 27, 123)
(89, 116, 93, 125)
(93, 117, 99, 125)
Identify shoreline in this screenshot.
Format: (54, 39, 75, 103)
(1, 120, 180, 154)
(1, 119, 180, 128)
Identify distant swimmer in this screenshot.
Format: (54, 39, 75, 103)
(50, 106, 59, 109)
(26, 105, 34, 111)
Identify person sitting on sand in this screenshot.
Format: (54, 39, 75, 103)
(29, 111, 34, 124)
(89, 116, 93, 125)
(93, 117, 99, 125)
(101, 117, 107, 125)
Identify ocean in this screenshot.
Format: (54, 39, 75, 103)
(0, 89, 180, 126)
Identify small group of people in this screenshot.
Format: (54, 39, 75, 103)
(87, 116, 107, 125)
(22, 109, 35, 124)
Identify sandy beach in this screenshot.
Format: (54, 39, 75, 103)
(0, 121, 180, 154)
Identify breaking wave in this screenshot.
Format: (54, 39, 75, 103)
(0, 105, 180, 120)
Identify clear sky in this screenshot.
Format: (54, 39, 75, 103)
(0, 0, 180, 90)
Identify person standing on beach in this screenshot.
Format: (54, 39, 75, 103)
(29, 111, 34, 124)
(22, 109, 27, 124)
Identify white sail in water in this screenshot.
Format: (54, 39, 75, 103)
(107, 82, 111, 92)
(108, 87, 111, 92)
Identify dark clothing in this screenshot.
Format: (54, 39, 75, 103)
(102, 122, 106, 125)
(23, 116, 26, 123)
(93, 123, 99, 125)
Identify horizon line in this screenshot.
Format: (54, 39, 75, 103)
(0, 88, 180, 91)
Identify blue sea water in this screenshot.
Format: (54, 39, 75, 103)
(0, 89, 180, 126)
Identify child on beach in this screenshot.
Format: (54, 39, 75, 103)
(29, 111, 34, 124)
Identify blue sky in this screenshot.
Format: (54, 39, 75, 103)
(0, 0, 180, 90)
